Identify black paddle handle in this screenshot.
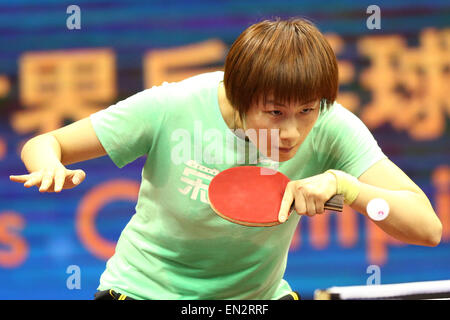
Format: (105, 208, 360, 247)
(289, 194, 344, 213)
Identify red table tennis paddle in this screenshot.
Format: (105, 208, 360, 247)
(208, 166, 344, 227)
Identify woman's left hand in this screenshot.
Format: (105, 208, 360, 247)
(278, 172, 337, 222)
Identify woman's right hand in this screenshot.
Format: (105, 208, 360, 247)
(9, 165, 86, 193)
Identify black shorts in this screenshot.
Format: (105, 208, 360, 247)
(94, 289, 135, 300)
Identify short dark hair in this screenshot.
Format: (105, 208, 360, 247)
(224, 17, 339, 121)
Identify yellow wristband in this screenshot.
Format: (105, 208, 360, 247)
(325, 169, 360, 205)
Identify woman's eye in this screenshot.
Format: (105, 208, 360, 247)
(266, 108, 314, 117)
(269, 110, 282, 116)
(301, 108, 314, 114)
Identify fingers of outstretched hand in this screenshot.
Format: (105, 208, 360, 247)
(10, 172, 39, 187)
(54, 167, 66, 192)
(11, 167, 86, 192)
(71, 169, 85, 185)
(11, 169, 58, 192)
(9, 174, 31, 183)
(24, 173, 41, 187)
(39, 168, 55, 192)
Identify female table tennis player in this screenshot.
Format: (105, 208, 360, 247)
(10, 17, 442, 300)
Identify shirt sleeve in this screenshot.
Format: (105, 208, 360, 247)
(314, 102, 388, 178)
(89, 85, 169, 169)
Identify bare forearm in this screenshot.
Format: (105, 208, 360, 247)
(21, 134, 64, 173)
(350, 181, 442, 246)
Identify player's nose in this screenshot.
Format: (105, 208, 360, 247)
(279, 122, 301, 141)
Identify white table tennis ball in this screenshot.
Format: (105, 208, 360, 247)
(367, 198, 390, 221)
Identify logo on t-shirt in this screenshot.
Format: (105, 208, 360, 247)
(178, 160, 219, 204)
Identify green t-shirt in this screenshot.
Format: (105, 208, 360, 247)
(89, 71, 387, 299)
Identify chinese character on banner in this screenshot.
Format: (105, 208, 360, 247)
(143, 39, 226, 87)
(12, 49, 116, 135)
(358, 28, 450, 140)
(178, 160, 219, 204)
